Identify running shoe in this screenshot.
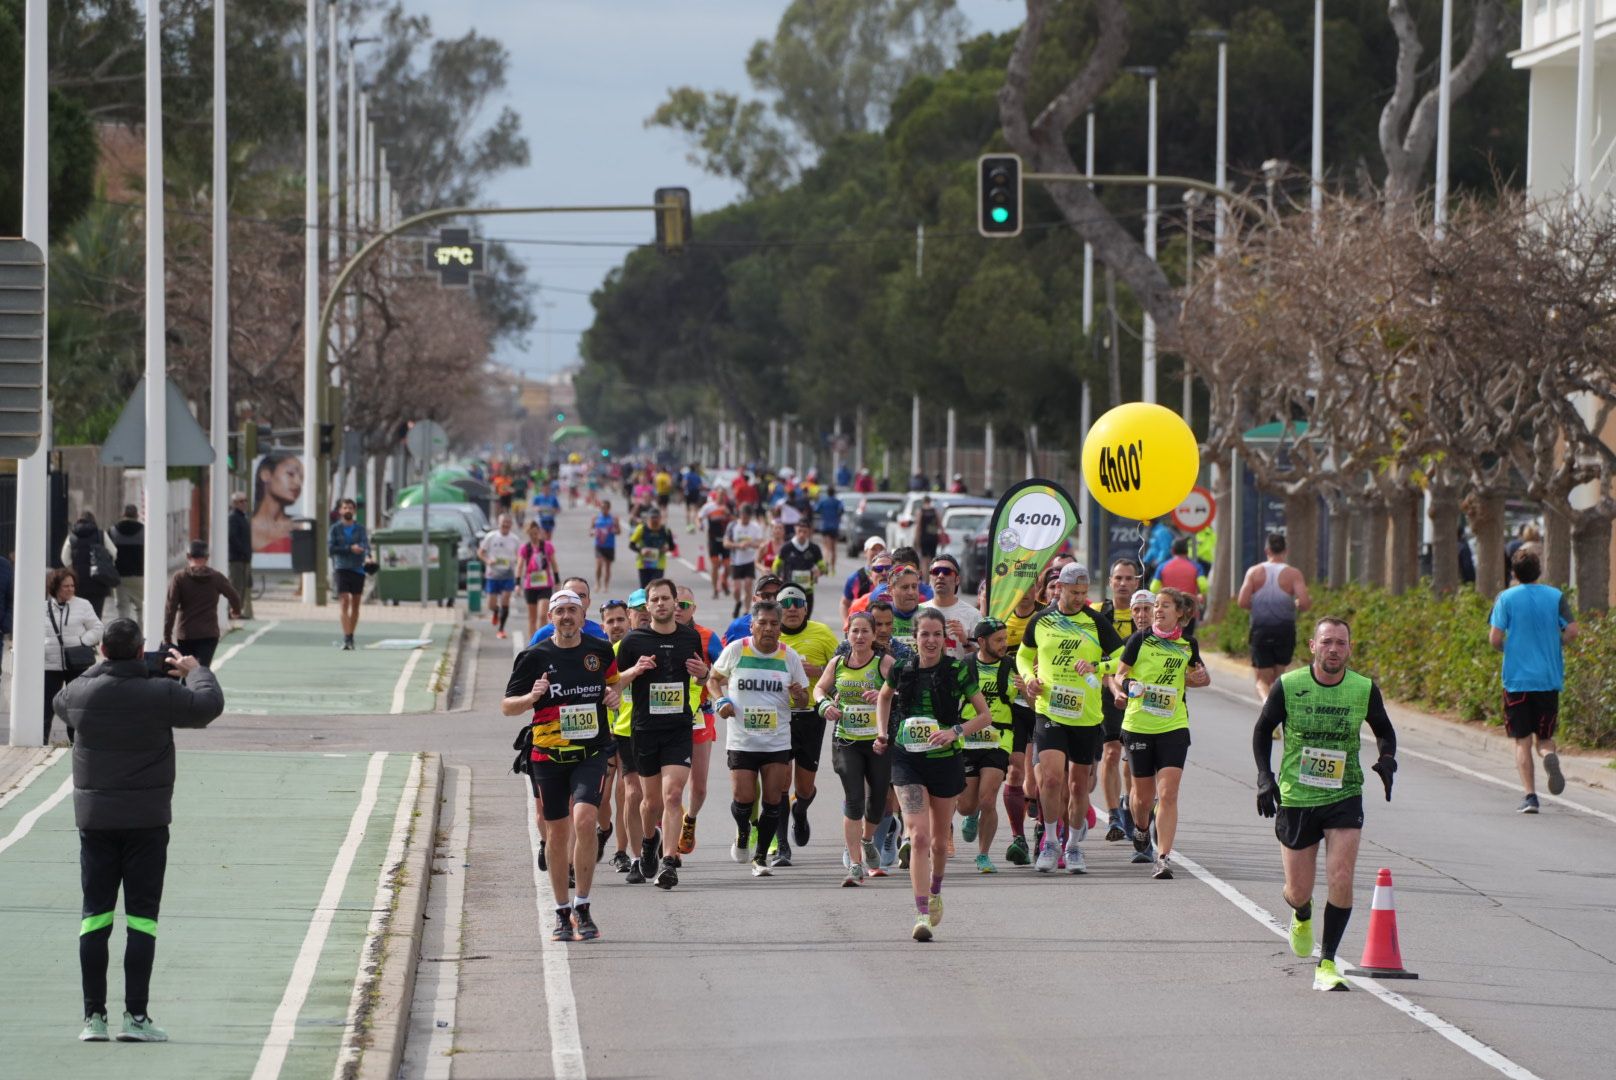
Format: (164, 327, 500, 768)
(611, 851, 632, 873)
(596, 825, 612, 863)
(1034, 837, 1058, 873)
(912, 915, 933, 942)
(1152, 854, 1174, 880)
(1065, 843, 1086, 874)
(537, 839, 548, 872)
(792, 800, 811, 846)
(842, 864, 865, 887)
(1118, 800, 1135, 840)
(1131, 846, 1155, 865)
(975, 853, 997, 874)
(897, 838, 911, 870)
(1074, 814, 1089, 843)
(869, 865, 889, 878)
(771, 836, 793, 867)
(552, 907, 574, 942)
(861, 838, 880, 867)
(1005, 834, 1030, 866)
(116, 1013, 168, 1043)
(961, 812, 979, 843)
(1312, 959, 1350, 992)
(625, 861, 646, 884)
(79, 1013, 109, 1042)
(842, 847, 852, 870)
(637, 852, 658, 880)
(678, 814, 697, 855)
(1033, 821, 1045, 852)
(1517, 794, 1540, 814)
(1084, 804, 1097, 832)
(1289, 913, 1315, 958)
(1105, 810, 1125, 843)
(730, 833, 749, 864)
(496, 630, 507, 640)
(1132, 827, 1150, 854)
(655, 857, 679, 890)
(1543, 753, 1565, 796)
(879, 815, 900, 866)
(571, 904, 600, 941)
(928, 894, 944, 926)
(751, 855, 772, 878)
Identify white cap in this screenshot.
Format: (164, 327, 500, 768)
(550, 589, 584, 609)
(1130, 589, 1156, 606)
(863, 536, 887, 553)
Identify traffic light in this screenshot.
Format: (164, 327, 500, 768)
(978, 153, 1023, 238)
(555, 411, 566, 423)
(599, 448, 610, 458)
(655, 187, 692, 254)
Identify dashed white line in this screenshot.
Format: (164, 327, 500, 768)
(390, 621, 436, 714)
(525, 784, 587, 1080)
(0, 777, 72, 858)
(1397, 747, 1616, 826)
(212, 619, 281, 672)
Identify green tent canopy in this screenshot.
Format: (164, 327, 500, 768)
(550, 424, 596, 443)
(394, 482, 469, 508)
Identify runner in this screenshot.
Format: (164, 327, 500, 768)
(999, 568, 1053, 867)
(628, 506, 679, 590)
(841, 538, 889, 622)
(1237, 532, 1312, 703)
(1254, 616, 1398, 991)
(591, 501, 621, 593)
(518, 520, 559, 644)
(681, 463, 705, 531)
(957, 619, 1016, 874)
(772, 520, 828, 619)
(1488, 548, 1578, 813)
(815, 486, 844, 574)
(698, 487, 733, 599)
(772, 583, 840, 866)
(600, 598, 646, 880)
(724, 503, 766, 619)
(876, 608, 993, 942)
(654, 464, 674, 511)
(531, 480, 561, 538)
(1113, 587, 1211, 880)
(1096, 559, 1144, 845)
(814, 610, 895, 885)
(674, 585, 724, 858)
(924, 554, 980, 660)
(708, 599, 810, 877)
(757, 521, 786, 581)
(1150, 537, 1210, 618)
(1120, 588, 1159, 864)
(721, 573, 783, 645)
(503, 589, 619, 941)
(479, 514, 523, 641)
(613, 578, 712, 890)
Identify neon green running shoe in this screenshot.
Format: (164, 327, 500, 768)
(975, 853, 997, 874)
(911, 915, 933, 942)
(79, 1013, 109, 1042)
(928, 893, 944, 926)
(117, 1012, 169, 1042)
(1312, 959, 1350, 992)
(1290, 913, 1314, 958)
(961, 812, 980, 843)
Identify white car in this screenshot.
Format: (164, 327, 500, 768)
(886, 492, 996, 552)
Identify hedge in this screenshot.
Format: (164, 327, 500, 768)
(1210, 584, 1616, 752)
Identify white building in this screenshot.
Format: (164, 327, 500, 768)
(1516, 0, 1616, 201)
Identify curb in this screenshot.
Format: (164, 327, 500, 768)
(1201, 651, 1614, 793)
(354, 752, 443, 1080)
(431, 624, 465, 712)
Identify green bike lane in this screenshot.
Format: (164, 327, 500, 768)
(212, 619, 453, 716)
(0, 749, 414, 1079)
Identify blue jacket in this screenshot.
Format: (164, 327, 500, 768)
(328, 520, 370, 572)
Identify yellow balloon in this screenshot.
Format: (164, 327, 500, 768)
(1081, 403, 1200, 521)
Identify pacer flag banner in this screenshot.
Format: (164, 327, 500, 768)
(986, 479, 1082, 622)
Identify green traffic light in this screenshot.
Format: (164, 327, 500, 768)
(555, 412, 566, 422)
(991, 207, 1010, 224)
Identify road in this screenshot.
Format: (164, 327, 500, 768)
(11, 499, 1610, 1080)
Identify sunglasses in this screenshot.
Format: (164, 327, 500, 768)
(777, 598, 806, 609)
(929, 565, 957, 576)
(600, 600, 628, 612)
(869, 563, 893, 573)
(677, 600, 696, 610)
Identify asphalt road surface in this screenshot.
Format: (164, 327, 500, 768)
(159, 500, 1616, 1080)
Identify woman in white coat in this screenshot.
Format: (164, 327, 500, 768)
(44, 567, 104, 743)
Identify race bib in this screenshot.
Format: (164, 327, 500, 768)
(1298, 746, 1347, 789)
(648, 682, 684, 715)
(898, 716, 941, 753)
(790, 569, 814, 586)
(838, 703, 878, 739)
(1048, 682, 1084, 719)
(640, 548, 661, 568)
(490, 555, 514, 574)
(894, 634, 917, 653)
(961, 723, 1001, 750)
(1140, 683, 1178, 718)
(742, 707, 780, 733)
(558, 703, 600, 741)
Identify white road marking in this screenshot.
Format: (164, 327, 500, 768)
(1170, 848, 1545, 1080)
(390, 622, 436, 714)
(404, 765, 471, 1080)
(252, 751, 388, 1080)
(1398, 747, 1616, 827)
(525, 784, 587, 1080)
(212, 619, 282, 672)
(0, 777, 72, 858)
(0, 748, 66, 811)
(332, 753, 423, 1080)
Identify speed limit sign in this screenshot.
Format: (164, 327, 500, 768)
(1170, 486, 1216, 533)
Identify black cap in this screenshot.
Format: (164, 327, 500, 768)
(188, 540, 209, 559)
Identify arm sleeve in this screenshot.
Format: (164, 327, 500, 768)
(172, 668, 227, 727)
(1252, 681, 1287, 774)
(1365, 685, 1397, 759)
(1015, 640, 1039, 682)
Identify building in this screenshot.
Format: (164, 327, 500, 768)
(1516, 0, 1614, 203)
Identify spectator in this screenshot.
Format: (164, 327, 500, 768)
(108, 505, 145, 622)
(227, 492, 253, 620)
(54, 617, 225, 1043)
(1489, 549, 1578, 814)
(44, 567, 104, 743)
(1458, 525, 1476, 586)
(1505, 522, 1543, 584)
(61, 510, 118, 619)
(162, 541, 242, 668)
(916, 495, 941, 559)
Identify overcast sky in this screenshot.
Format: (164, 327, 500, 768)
(405, 0, 1025, 376)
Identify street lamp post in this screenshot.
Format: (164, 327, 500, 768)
(209, 0, 230, 574)
(1125, 66, 1159, 404)
(1311, 0, 1325, 222)
(302, 0, 320, 605)
(1434, 0, 1453, 236)
(1191, 29, 1230, 276)
(143, 0, 170, 640)
(1183, 189, 1205, 427)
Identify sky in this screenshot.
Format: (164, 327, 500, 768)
(405, 0, 1026, 377)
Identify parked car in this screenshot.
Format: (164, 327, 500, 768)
(886, 492, 996, 552)
(938, 506, 992, 562)
(845, 492, 907, 557)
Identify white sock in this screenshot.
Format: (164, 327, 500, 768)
(572, 894, 588, 908)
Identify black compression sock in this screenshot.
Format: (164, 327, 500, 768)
(731, 800, 755, 840)
(1322, 903, 1351, 962)
(1293, 900, 1313, 923)
(498, 606, 510, 632)
(793, 791, 815, 816)
(756, 802, 782, 858)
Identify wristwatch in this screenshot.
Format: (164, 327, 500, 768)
(951, 723, 964, 739)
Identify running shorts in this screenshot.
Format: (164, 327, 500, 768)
(1124, 728, 1191, 778)
(1033, 718, 1103, 766)
(1249, 624, 1297, 668)
(484, 577, 516, 596)
(1274, 794, 1363, 851)
(529, 752, 611, 819)
(333, 569, 366, 596)
(726, 748, 793, 772)
(693, 712, 717, 745)
(615, 735, 638, 776)
(1503, 691, 1559, 741)
(891, 750, 966, 800)
(731, 560, 756, 581)
(523, 586, 552, 606)
(595, 545, 616, 563)
(963, 747, 1011, 778)
(1010, 702, 1036, 754)
(633, 725, 693, 776)
(790, 711, 827, 771)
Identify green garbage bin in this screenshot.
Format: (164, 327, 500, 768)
(371, 527, 460, 605)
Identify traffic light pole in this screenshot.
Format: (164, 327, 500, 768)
(311, 201, 680, 604)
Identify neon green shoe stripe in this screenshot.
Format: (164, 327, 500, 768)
(127, 915, 158, 937)
(80, 912, 115, 935)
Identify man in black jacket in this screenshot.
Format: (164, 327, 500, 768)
(52, 617, 225, 1043)
(227, 491, 253, 619)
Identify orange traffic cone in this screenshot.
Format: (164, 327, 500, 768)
(1345, 868, 1419, 979)
(696, 553, 707, 573)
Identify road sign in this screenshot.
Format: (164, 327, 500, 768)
(405, 419, 448, 460)
(425, 228, 485, 287)
(1170, 486, 1217, 533)
(0, 238, 46, 459)
(100, 376, 217, 467)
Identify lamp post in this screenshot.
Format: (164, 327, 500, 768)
(1311, 0, 1325, 222)
(1434, 0, 1453, 236)
(302, 0, 320, 605)
(143, 0, 170, 639)
(209, 0, 230, 573)
(1125, 65, 1159, 403)
(1191, 29, 1230, 273)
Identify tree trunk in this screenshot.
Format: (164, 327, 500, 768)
(1570, 513, 1612, 615)
(1427, 487, 1462, 595)
(1467, 493, 1506, 599)
(1209, 465, 1234, 623)
(1365, 501, 1390, 589)
(1327, 501, 1350, 588)
(1389, 492, 1421, 594)
(1283, 491, 1320, 583)
(1544, 503, 1572, 587)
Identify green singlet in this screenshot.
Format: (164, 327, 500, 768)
(830, 652, 885, 742)
(1275, 667, 1375, 807)
(1119, 631, 1202, 736)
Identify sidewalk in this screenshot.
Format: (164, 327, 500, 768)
(0, 747, 438, 1080)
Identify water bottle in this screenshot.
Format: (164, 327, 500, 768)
(1084, 673, 1102, 691)
(1127, 681, 1145, 700)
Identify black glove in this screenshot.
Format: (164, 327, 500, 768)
(1256, 771, 1278, 818)
(1371, 755, 1396, 802)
